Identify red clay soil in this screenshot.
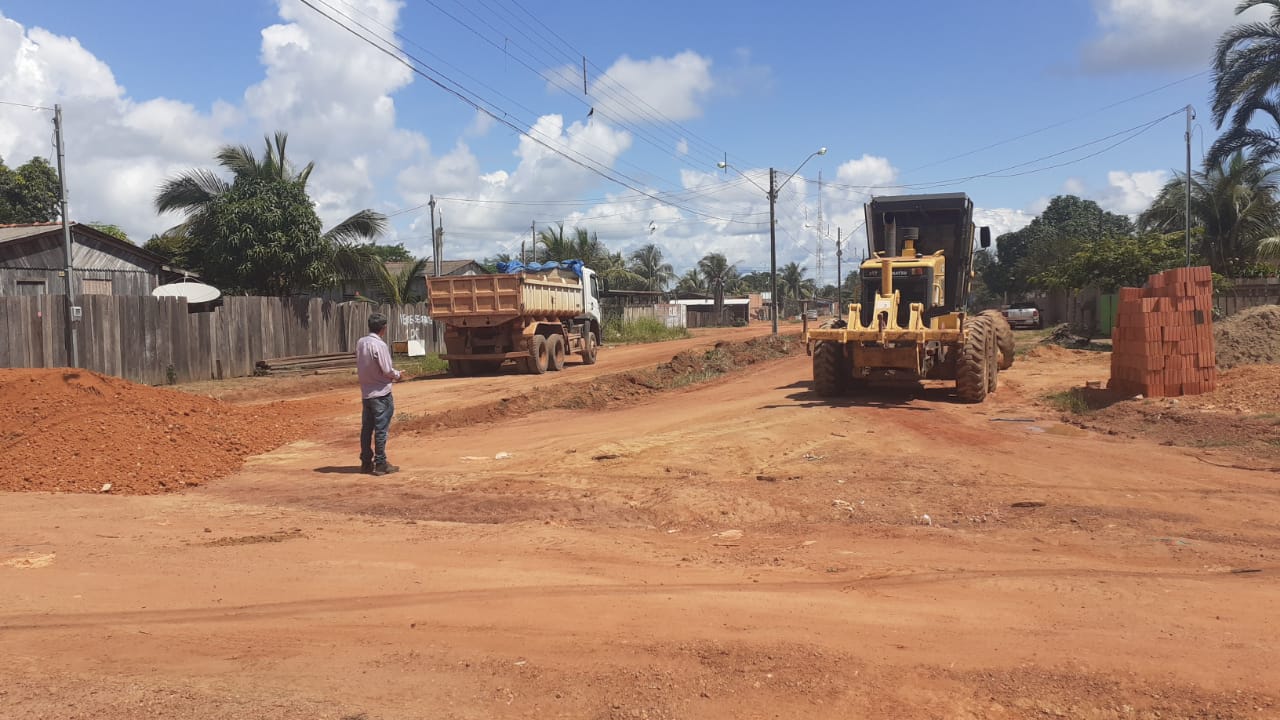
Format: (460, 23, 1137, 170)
(0, 368, 315, 494)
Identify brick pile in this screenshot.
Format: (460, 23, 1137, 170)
(1109, 266, 1216, 397)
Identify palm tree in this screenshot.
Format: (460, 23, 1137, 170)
(778, 261, 814, 317)
(676, 268, 705, 294)
(595, 250, 645, 290)
(628, 243, 675, 292)
(1210, 1, 1280, 163)
(697, 252, 738, 321)
(155, 131, 387, 292)
(1139, 151, 1280, 272)
(536, 223, 610, 266)
(370, 257, 431, 305)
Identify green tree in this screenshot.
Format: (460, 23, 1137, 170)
(595, 249, 645, 290)
(1139, 151, 1280, 273)
(480, 252, 514, 273)
(778, 261, 815, 317)
(536, 223, 611, 267)
(0, 156, 60, 223)
(675, 267, 706, 294)
(1036, 232, 1185, 292)
(154, 131, 387, 295)
(368, 243, 414, 263)
(627, 243, 675, 292)
(88, 223, 131, 243)
(143, 229, 194, 268)
(986, 195, 1135, 297)
(697, 252, 738, 320)
(738, 271, 771, 293)
(1209, 0, 1280, 163)
(370, 257, 430, 304)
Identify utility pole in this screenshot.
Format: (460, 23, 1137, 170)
(836, 226, 843, 320)
(768, 168, 779, 335)
(53, 104, 78, 368)
(530, 220, 536, 264)
(1185, 105, 1195, 267)
(815, 170, 824, 290)
(429, 195, 443, 348)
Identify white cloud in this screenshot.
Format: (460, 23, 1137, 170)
(975, 208, 1036, 240)
(588, 51, 714, 123)
(1083, 0, 1268, 71)
(0, 12, 237, 238)
(1100, 169, 1169, 215)
(675, 138, 689, 156)
(244, 0, 428, 229)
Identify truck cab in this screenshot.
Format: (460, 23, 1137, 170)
(581, 265, 602, 332)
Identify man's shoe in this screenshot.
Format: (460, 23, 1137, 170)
(372, 463, 399, 476)
(360, 461, 374, 474)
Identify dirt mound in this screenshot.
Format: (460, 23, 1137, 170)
(401, 335, 801, 433)
(0, 368, 315, 494)
(1216, 304, 1280, 368)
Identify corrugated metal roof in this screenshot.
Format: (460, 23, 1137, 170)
(0, 223, 63, 243)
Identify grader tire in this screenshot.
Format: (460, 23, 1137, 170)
(979, 309, 1015, 370)
(812, 341, 844, 397)
(986, 321, 999, 393)
(956, 316, 991, 403)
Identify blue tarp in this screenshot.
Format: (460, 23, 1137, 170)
(496, 259, 584, 277)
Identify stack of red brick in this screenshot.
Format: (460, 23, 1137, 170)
(1109, 266, 1216, 397)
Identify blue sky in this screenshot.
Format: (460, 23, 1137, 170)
(0, 0, 1252, 282)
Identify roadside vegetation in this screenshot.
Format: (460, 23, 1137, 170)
(605, 317, 691, 344)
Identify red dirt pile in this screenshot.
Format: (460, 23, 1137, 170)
(1216, 304, 1280, 368)
(1, 368, 313, 494)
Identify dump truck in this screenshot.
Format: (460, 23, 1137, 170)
(426, 264, 602, 376)
(804, 192, 1014, 402)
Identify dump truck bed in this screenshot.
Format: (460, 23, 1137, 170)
(427, 269, 586, 325)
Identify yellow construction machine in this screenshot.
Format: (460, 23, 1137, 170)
(804, 193, 1013, 402)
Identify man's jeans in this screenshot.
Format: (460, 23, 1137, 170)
(360, 394, 395, 466)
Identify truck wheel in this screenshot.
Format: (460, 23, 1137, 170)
(956, 316, 990, 403)
(979, 309, 1015, 370)
(581, 331, 598, 365)
(547, 334, 566, 371)
(812, 341, 845, 397)
(524, 335, 549, 375)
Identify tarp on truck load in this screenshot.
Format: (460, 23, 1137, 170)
(496, 259, 584, 277)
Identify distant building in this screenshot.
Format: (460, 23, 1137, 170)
(0, 222, 192, 297)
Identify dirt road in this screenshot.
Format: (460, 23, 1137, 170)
(3, 329, 1278, 719)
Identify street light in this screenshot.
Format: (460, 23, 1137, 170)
(719, 147, 827, 335)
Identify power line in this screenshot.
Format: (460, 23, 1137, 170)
(319, 0, 683, 194)
(0, 100, 53, 111)
(809, 108, 1184, 194)
(297, 0, 760, 225)
(902, 69, 1211, 174)
(499, 0, 735, 166)
(415, 0, 721, 181)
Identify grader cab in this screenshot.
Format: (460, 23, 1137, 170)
(805, 193, 1013, 402)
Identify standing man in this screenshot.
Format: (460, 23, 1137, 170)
(356, 312, 403, 476)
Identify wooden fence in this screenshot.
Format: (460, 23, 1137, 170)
(0, 295, 436, 385)
(1215, 278, 1280, 316)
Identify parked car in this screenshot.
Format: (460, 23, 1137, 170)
(1002, 302, 1043, 330)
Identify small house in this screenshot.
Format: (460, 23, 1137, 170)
(0, 222, 191, 296)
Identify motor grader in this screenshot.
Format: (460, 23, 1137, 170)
(804, 192, 1013, 402)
